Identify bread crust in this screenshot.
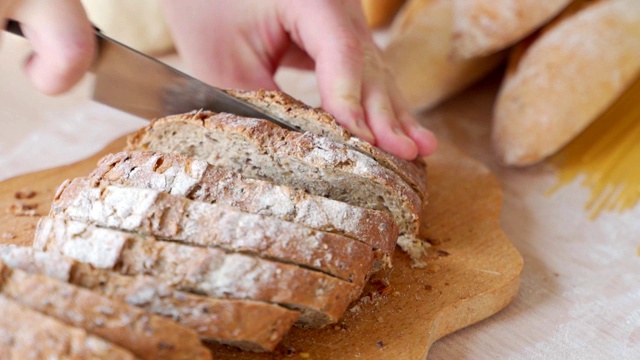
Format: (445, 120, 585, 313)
(0, 296, 136, 359)
(90, 151, 398, 261)
(0, 245, 300, 352)
(126, 111, 422, 241)
(225, 89, 429, 204)
(51, 177, 374, 286)
(452, 0, 572, 59)
(0, 261, 210, 360)
(34, 217, 359, 327)
(493, 0, 640, 165)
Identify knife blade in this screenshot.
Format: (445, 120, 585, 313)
(4, 20, 297, 130)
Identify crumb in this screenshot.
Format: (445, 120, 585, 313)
(14, 189, 36, 200)
(376, 316, 384, 324)
(299, 352, 310, 358)
(424, 284, 433, 291)
(396, 235, 430, 268)
(376, 341, 384, 348)
(392, 291, 400, 296)
(349, 304, 361, 313)
(436, 249, 450, 257)
(6, 202, 39, 216)
(1, 232, 16, 240)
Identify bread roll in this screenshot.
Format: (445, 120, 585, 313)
(384, 0, 504, 112)
(361, 0, 407, 28)
(451, 0, 572, 59)
(492, 0, 640, 166)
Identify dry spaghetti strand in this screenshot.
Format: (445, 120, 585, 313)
(549, 72, 640, 219)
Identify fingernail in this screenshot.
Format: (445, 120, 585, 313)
(355, 118, 375, 141)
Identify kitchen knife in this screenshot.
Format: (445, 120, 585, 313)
(4, 20, 297, 130)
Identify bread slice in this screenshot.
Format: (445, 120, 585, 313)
(34, 217, 359, 327)
(89, 150, 398, 262)
(0, 296, 136, 359)
(125, 110, 422, 242)
(0, 245, 299, 352)
(225, 89, 428, 203)
(0, 260, 210, 360)
(51, 177, 374, 286)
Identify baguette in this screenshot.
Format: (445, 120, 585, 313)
(51, 177, 374, 286)
(125, 110, 422, 243)
(384, 0, 504, 111)
(90, 150, 398, 261)
(451, 0, 572, 59)
(0, 296, 136, 360)
(225, 89, 428, 204)
(492, 0, 640, 165)
(0, 260, 210, 360)
(34, 217, 359, 327)
(0, 245, 299, 352)
(361, 0, 407, 28)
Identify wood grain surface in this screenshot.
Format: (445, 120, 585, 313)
(0, 136, 522, 359)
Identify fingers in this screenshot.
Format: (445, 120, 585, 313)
(280, 0, 437, 159)
(162, 0, 281, 91)
(4, 0, 95, 95)
(280, 0, 374, 143)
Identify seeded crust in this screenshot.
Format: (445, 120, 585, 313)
(0, 296, 136, 359)
(34, 217, 359, 328)
(126, 111, 422, 241)
(90, 150, 398, 262)
(0, 245, 300, 352)
(226, 89, 429, 203)
(0, 261, 210, 360)
(51, 177, 374, 286)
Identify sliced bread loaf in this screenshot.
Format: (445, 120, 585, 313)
(125, 110, 422, 242)
(0, 296, 137, 360)
(0, 260, 210, 360)
(34, 217, 359, 327)
(90, 150, 398, 260)
(225, 89, 428, 203)
(51, 177, 374, 286)
(0, 245, 299, 352)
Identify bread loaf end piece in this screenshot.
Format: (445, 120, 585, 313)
(0, 295, 137, 360)
(35, 217, 359, 328)
(224, 89, 428, 204)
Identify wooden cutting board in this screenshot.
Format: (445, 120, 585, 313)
(0, 136, 522, 359)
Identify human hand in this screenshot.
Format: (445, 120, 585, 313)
(162, 0, 437, 160)
(0, 0, 94, 95)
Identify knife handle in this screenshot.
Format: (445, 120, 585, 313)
(4, 20, 23, 37)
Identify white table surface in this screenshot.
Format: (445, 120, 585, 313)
(1, 34, 638, 360)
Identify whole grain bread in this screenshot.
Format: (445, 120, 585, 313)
(34, 217, 359, 327)
(0, 245, 299, 352)
(89, 151, 398, 263)
(225, 89, 428, 203)
(125, 110, 422, 242)
(0, 260, 210, 360)
(51, 177, 374, 285)
(0, 295, 136, 360)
